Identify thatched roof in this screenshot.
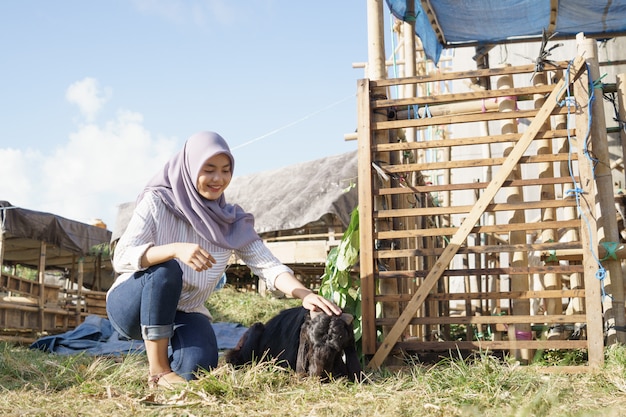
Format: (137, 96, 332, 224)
(111, 151, 358, 241)
(226, 151, 358, 234)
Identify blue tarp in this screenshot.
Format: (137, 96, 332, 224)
(385, 0, 626, 63)
(30, 315, 248, 356)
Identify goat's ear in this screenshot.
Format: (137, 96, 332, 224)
(309, 309, 324, 319)
(340, 313, 354, 325)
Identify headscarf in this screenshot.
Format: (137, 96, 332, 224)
(138, 131, 259, 250)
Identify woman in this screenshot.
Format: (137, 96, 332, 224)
(106, 131, 341, 388)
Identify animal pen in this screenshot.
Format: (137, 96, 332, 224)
(357, 0, 626, 370)
(0, 202, 113, 343)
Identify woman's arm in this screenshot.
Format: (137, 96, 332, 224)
(237, 240, 341, 316)
(141, 242, 216, 272)
(274, 272, 342, 316)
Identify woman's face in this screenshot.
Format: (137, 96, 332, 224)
(196, 153, 232, 200)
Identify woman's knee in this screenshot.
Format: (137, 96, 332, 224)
(149, 259, 183, 292)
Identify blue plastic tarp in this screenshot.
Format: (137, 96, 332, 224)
(386, 0, 626, 63)
(30, 315, 249, 356)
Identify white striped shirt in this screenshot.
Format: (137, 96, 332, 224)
(108, 191, 292, 318)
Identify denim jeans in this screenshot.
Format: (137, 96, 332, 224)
(106, 259, 218, 380)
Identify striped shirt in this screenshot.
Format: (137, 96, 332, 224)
(108, 191, 293, 318)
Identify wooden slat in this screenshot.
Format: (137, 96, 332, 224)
(381, 152, 577, 173)
(377, 240, 583, 258)
(378, 264, 585, 278)
(375, 219, 581, 239)
(376, 289, 586, 302)
(375, 129, 575, 152)
(373, 106, 572, 130)
(376, 175, 579, 195)
(372, 84, 555, 108)
(370, 62, 571, 87)
(366, 55, 587, 369)
(377, 314, 587, 326)
(395, 340, 589, 351)
(376, 198, 578, 218)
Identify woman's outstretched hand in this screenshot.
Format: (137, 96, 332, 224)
(301, 291, 342, 316)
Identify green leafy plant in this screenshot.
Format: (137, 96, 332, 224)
(319, 206, 362, 342)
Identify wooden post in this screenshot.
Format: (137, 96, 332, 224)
(617, 73, 626, 189)
(360, 0, 389, 357)
(362, 0, 403, 362)
(575, 34, 609, 367)
(497, 69, 532, 363)
(76, 258, 84, 324)
(358, 78, 377, 356)
(576, 33, 625, 347)
(0, 211, 5, 273)
(38, 241, 46, 333)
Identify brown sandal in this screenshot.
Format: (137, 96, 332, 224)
(148, 370, 186, 389)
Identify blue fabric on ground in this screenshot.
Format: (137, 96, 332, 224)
(212, 322, 248, 350)
(29, 315, 248, 356)
(30, 315, 145, 356)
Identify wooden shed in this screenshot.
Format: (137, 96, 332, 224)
(358, 0, 626, 369)
(0, 201, 113, 342)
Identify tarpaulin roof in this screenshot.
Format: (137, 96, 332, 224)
(386, 0, 626, 63)
(0, 201, 113, 289)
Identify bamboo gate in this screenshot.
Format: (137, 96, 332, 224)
(358, 44, 625, 369)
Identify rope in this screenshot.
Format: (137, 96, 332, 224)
(231, 95, 352, 150)
(560, 59, 611, 300)
(600, 242, 622, 261)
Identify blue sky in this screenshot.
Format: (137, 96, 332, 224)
(0, 1, 374, 229)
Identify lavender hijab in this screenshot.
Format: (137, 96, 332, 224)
(139, 131, 259, 250)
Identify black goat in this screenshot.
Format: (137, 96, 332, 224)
(224, 307, 362, 382)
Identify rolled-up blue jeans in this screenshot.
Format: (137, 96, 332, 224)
(106, 259, 218, 380)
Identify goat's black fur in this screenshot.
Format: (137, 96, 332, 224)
(224, 307, 362, 382)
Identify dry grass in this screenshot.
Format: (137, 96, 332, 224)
(1, 287, 626, 416)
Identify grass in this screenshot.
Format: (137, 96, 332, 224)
(1, 286, 626, 416)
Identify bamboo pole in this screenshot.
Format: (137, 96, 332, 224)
(576, 33, 625, 346)
(496, 68, 533, 363)
(553, 75, 586, 334)
(398, 18, 421, 340)
(534, 71, 562, 339)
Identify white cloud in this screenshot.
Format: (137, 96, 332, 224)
(0, 147, 43, 205)
(0, 80, 180, 229)
(65, 77, 112, 122)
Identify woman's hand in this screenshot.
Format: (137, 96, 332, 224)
(301, 291, 342, 316)
(274, 272, 342, 316)
(174, 243, 216, 272)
